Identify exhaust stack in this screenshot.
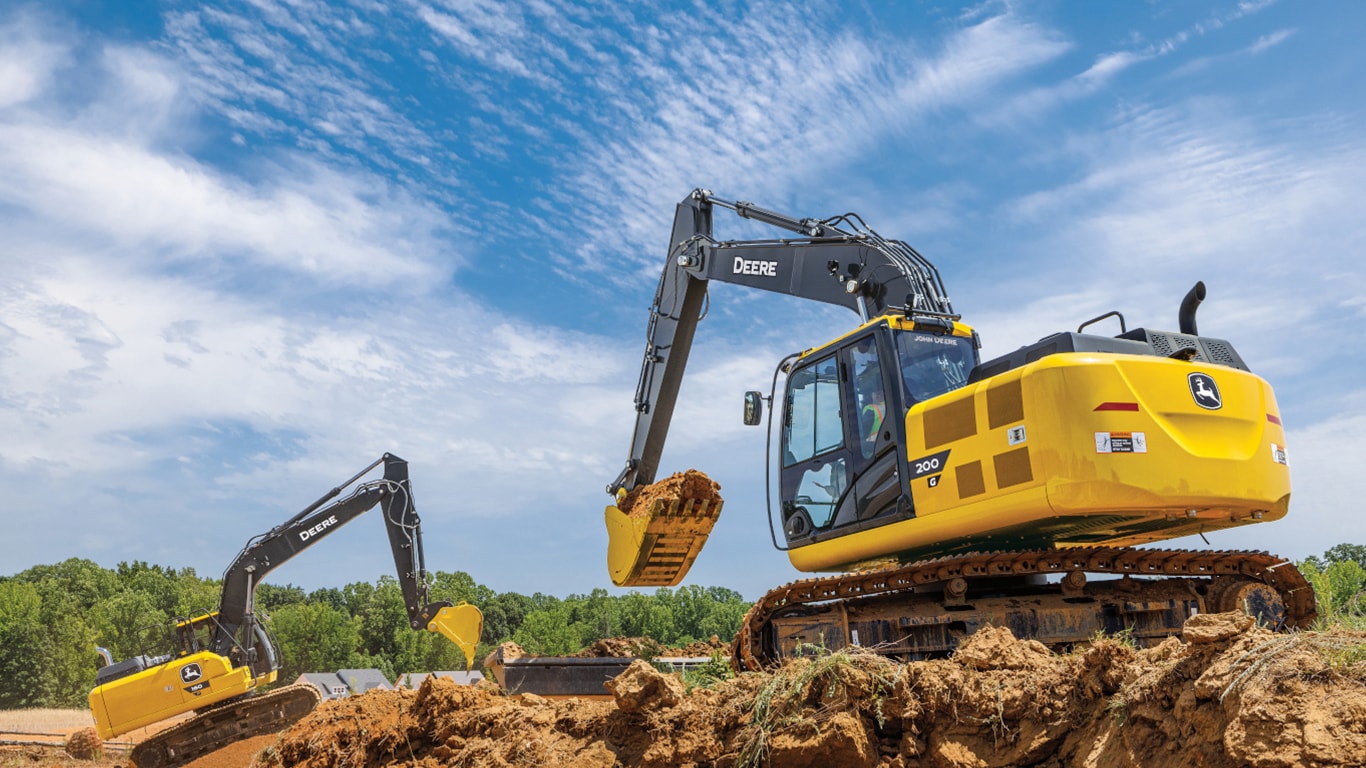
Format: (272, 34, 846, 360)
(1179, 281, 1206, 336)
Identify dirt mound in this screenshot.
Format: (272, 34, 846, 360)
(260, 614, 1366, 768)
(617, 470, 721, 516)
(64, 728, 103, 760)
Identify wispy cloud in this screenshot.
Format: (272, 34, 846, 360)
(989, 0, 1281, 124)
(546, 6, 1070, 280)
(1171, 26, 1297, 77)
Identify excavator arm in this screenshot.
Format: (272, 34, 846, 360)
(212, 453, 481, 669)
(606, 189, 955, 586)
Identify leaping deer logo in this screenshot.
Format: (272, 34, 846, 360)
(1188, 373, 1222, 410)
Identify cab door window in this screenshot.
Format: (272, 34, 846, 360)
(848, 336, 886, 460)
(782, 354, 847, 531)
(783, 355, 844, 465)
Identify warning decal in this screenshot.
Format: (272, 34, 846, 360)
(1095, 431, 1147, 454)
(1270, 443, 1288, 465)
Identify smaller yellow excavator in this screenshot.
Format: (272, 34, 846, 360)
(87, 454, 482, 768)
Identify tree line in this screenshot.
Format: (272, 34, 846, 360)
(3, 544, 1363, 710)
(0, 558, 749, 709)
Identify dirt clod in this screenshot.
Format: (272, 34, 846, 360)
(605, 660, 684, 713)
(64, 728, 102, 761)
(259, 614, 1366, 768)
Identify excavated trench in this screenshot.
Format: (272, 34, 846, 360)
(249, 613, 1366, 768)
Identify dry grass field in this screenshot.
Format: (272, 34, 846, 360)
(0, 709, 94, 735)
(1, 709, 117, 768)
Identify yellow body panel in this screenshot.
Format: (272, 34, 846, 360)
(789, 352, 1289, 572)
(89, 650, 273, 740)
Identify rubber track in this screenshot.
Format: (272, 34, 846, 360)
(731, 547, 1317, 671)
(130, 683, 321, 768)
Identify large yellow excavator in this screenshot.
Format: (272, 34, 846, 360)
(606, 190, 1315, 670)
(88, 454, 482, 768)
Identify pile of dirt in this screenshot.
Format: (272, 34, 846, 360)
(570, 635, 728, 658)
(64, 728, 103, 760)
(617, 470, 721, 516)
(259, 613, 1366, 768)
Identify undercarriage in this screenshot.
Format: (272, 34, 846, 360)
(732, 548, 1316, 671)
(130, 684, 321, 768)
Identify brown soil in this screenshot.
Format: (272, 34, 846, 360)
(617, 470, 721, 516)
(0, 733, 278, 768)
(258, 613, 1366, 768)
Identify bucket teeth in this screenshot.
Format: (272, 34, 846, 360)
(605, 496, 723, 587)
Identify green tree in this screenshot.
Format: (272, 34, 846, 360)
(12, 559, 106, 705)
(0, 581, 56, 708)
(1301, 559, 1366, 623)
(429, 571, 494, 607)
(15, 558, 120, 610)
(481, 591, 534, 642)
(90, 590, 170, 661)
(308, 587, 348, 613)
(174, 570, 221, 619)
(116, 561, 182, 617)
(513, 607, 581, 655)
(342, 580, 376, 618)
(357, 577, 406, 663)
(1306, 543, 1366, 572)
(268, 602, 359, 682)
(257, 583, 307, 612)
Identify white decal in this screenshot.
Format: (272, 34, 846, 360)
(1096, 432, 1146, 454)
(732, 256, 778, 277)
(300, 514, 340, 541)
(1007, 426, 1027, 446)
(1270, 443, 1288, 465)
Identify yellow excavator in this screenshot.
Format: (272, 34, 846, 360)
(606, 189, 1315, 670)
(88, 454, 483, 768)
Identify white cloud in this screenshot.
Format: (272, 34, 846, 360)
(989, 0, 1281, 124)
(553, 7, 1071, 281)
(0, 10, 68, 109)
(1247, 27, 1295, 54)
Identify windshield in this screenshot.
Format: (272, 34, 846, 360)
(895, 331, 975, 403)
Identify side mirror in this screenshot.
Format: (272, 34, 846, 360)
(743, 391, 764, 426)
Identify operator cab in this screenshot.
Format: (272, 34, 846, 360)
(768, 317, 978, 549)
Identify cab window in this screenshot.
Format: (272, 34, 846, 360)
(783, 355, 843, 466)
(849, 337, 886, 459)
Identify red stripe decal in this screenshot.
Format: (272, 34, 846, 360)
(1267, 414, 1282, 425)
(1094, 402, 1139, 412)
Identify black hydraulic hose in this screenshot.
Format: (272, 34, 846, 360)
(764, 353, 802, 553)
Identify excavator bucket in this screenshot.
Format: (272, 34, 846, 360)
(605, 474, 723, 587)
(427, 602, 484, 669)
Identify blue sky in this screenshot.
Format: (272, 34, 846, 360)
(2, 0, 1363, 601)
